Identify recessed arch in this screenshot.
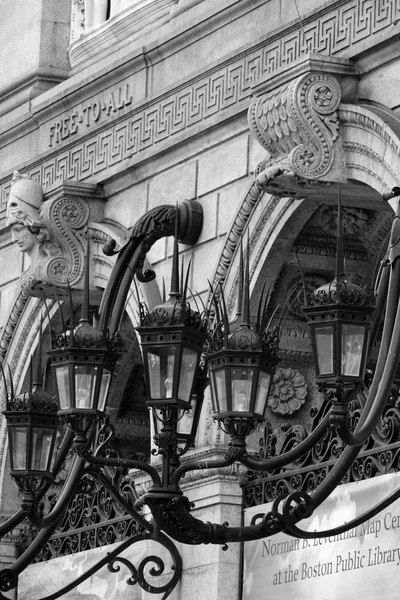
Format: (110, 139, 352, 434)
(213, 101, 400, 315)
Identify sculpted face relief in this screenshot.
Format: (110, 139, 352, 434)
(11, 224, 39, 254)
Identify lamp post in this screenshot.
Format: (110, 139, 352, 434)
(1, 195, 400, 598)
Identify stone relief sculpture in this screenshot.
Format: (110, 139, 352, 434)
(268, 367, 307, 416)
(6, 172, 89, 297)
(248, 64, 351, 196)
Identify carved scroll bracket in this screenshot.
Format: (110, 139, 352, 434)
(26, 181, 103, 299)
(248, 54, 359, 197)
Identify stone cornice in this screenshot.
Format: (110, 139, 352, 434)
(1, 0, 400, 219)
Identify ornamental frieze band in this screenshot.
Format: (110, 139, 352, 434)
(1, 0, 399, 216)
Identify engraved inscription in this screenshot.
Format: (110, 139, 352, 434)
(1, 0, 399, 213)
(48, 84, 133, 147)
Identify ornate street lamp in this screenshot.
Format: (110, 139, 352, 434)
(207, 243, 279, 440)
(1, 338, 61, 512)
(136, 246, 207, 412)
(48, 254, 120, 437)
(135, 220, 208, 495)
(301, 191, 375, 425)
(2, 197, 400, 600)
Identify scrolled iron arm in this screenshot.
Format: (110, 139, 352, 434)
(0, 532, 182, 600)
(77, 448, 162, 487)
(170, 412, 331, 488)
(137, 491, 314, 546)
(98, 201, 202, 334)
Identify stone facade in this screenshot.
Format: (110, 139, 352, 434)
(1, 1, 400, 599)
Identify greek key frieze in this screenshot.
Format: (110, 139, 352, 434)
(0, 0, 399, 212)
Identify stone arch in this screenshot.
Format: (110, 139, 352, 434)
(215, 100, 400, 315)
(205, 97, 400, 445)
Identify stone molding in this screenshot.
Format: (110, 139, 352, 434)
(340, 104, 400, 193)
(69, 0, 176, 71)
(1, 1, 400, 217)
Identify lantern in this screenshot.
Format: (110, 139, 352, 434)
(4, 384, 60, 494)
(303, 278, 374, 392)
(138, 322, 206, 411)
(49, 319, 120, 433)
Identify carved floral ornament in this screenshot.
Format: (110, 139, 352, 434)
(268, 367, 307, 416)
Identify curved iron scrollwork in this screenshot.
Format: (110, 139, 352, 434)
(13, 469, 182, 600)
(243, 390, 400, 510)
(107, 533, 181, 597)
(11, 531, 181, 600)
(21, 472, 142, 562)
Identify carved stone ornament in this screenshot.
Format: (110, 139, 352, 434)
(248, 69, 345, 197)
(268, 367, 307, 416)
(6, 172, 93, 297)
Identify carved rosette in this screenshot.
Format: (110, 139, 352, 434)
(248, 71, 342, 191)
(39, 195, 89, 288)
(268, 367, 307, 416)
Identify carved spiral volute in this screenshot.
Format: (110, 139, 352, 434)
(40, 195, 90, 287)
(248, 71, 342, 180)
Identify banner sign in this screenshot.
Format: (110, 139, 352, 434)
(243, 472, 400, 600)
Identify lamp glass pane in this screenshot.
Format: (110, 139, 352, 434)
(212, 369, 226, 413)
(56, 365, 71, 410)
(30, 428, 53, 472)
(10, 427, 27, 470)
(147, 347, 175, 399)
(98, 369, 111, 412)
(341, 324, 365, 377)
(178, 348, 198, 403)
(177, 402, 195, 436)
(75, 365, 97, 409)
(49, 430, 61, 472)
(231, 368, 253, 412)
(315, 326, 334, 375)
(255, 371, 271, 416)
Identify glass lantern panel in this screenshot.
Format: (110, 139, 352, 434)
(98, 369, 111, 412)
(56, 365, 71, 410)
(10, 427, 27, 470)
(147, 347, 175, 399)
(341, 324, 365, 377)
(49, 429, 61, 473)
(231, 368, 254, 412)
(177, 399, 196, 437)
(75, 366, 98, 409)
(212, 369, 227, 413)
(254, 371, 271, 416)
(315, 326, 334, 375)
(30, 428, 53, 472)
(178, 348, 198, 403)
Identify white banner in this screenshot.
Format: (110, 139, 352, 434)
(243, 472, 400, 600)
